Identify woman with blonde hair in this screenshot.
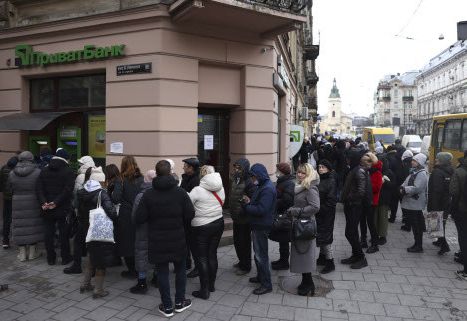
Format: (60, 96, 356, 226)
(114, 156, 144, 278)
(189, 165, 225, 299)
(288, 163, 320, 296)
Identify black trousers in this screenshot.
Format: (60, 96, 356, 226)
(72, 223, 88, 266)
(279, 241, 290, 261)
(344, 203, 364, 258)
(2, 199, 12, 244)
(44, 217, 71, 261)
(403, 209, 424, 248)
(233, 222, 252, 271)
(454, 215, 467, 272)
(360, 204, 378, 245)
(192, 218, 224, 291)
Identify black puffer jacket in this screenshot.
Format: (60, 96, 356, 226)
(135, 175, 195, 264)
(181, 172, 200, 193)
(229, 158, 256, 224)
(379, 157, 396, 207)
(428, 164, 454, 212)
(316, 171, 337, 246)
(342, 150, 368, 205)
(36, 157, 75, 220)
(276, 174, 295, 214)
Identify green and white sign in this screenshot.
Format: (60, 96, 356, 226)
(288, 125, 304, 158)
(15, 44, 125, 67)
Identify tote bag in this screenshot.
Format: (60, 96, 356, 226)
(425, 211, 444, 239)
(85, 191, 115, 243)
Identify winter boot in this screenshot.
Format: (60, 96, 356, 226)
(271, 259, 289, 270)
(130, 279, 148, 294)
(297, 273, 315, 296)
(28, 244, 42, 261)
(93, 269, 109, 299)
(316, 253, 326, 266)
(320, 259, 335, 274)
(17, 246, 27, 262)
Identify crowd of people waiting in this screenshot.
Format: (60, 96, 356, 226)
(0, 135, 466, 317)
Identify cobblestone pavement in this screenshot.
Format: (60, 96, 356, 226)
(1, 205, 466, 321)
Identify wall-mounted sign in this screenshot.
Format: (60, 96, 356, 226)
(110, 142, 123, 154)
(288, 125, 304, 158)
(204, 135, 214, 150)
(88, 115, 106, 159)
(116, 63, 152, 76)
(59, 128, 77, 139)
(15, 44, 125, 67)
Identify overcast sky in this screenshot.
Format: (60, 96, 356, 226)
(313, 0, 467, 117)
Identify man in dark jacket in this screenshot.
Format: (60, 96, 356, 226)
(0, 156, 18, 249)
(271, 162, 294, 270)
(243, 163, 277, 295)
(135, 160, 195, 317)
(298, 137, 312, 164)
(36, 148, 75, 265)
(386, 146, 405, 223)
(180, 157, 200, 277)
(341, 149, 369, 269)
(229, 158, 256, 275)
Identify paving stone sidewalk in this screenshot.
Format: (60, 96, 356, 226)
(0, 205, 466, 321)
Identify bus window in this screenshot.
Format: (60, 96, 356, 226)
(443, 120, 462, 150)
(463, 119, 467, 151)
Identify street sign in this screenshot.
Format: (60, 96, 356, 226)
(116, 63, 152, 76)
(289, 125, 304, 158)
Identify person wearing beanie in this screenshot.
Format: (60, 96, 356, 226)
(375, 146, 384, 155)
(269, 162, 295, 271)
(316, 160, 337, 274)
(386, 146, 405, 223)
(428, 152, 454, 255)
(0, 156, 18, 249)
(38, 148, 52, 169)
(37, 147, 76, 265)
(130, 170, 157, 294)
(74, 156, 96, 193)
(400, 149, 414, 231)
(400, 152, 428, 253)
(8, 151, 44, 261)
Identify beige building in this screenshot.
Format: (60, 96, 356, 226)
(319, 79, 352, 135)
(0, 0, 319, 182)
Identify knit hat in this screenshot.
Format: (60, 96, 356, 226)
(182, 157, 200, 169)
(436, 152, 453, 165)
(276, 162, 291, 175)
(413, 153, 427, 167)
(401, 150, 413, 161)
(18, 151, 34, 162)
(144, 170, 156, 183)
(318, 159, 333, 171)
(55, 148, 70, 160)
(89, 167, 106, 182)
(375, 146, 384, 155)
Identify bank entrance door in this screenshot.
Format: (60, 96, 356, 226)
(197, 109, 230, 195)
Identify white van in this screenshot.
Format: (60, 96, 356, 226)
(402, 135, 422, 154)
(420, 135, 431, 156)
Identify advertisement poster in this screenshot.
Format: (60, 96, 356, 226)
(88, 115, 106, 158)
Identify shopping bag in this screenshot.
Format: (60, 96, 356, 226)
(425, 211, 444, 238)
(85, 191, 115, 243)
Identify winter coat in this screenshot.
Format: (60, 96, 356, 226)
(370, 161, 383, 206)
(342, 165, 368, 205)
(8, 161, 44, 245)
(379, 161, 396, 207)
(316, 171, 337, 246)
(243, 164, 277, 230)
(113, 175, 143, 257)
(288, 182, 320, 273)
(229, 158, 256, 224)
(299, 142, 312, 163)
(135, 175, 195, 264)
(189, 172, 225, 227)
(108, 178, 123, 205)
(74, 157, 96, 194)
(401, 168, 428, 211)
(0, 157, 17, 200)
(36, 157, 76, 220)
(131, 181, 152, 272)
(181, 172, 200, 193)
(450, 157, 467, 217)
(77, 181, 117, 269)
(387, 150, 405, 185)
(275, 174, 295, 215)
(427, 164, 454, 212)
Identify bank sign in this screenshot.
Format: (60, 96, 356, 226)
(15, 44, 125, 67)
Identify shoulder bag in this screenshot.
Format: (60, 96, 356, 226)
(85, 191, 115, 243)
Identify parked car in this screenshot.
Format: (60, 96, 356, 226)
(401, 135, 422, 154)
(420, 135, 431, 156)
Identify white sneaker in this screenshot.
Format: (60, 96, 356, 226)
(28, 244, 42, 260)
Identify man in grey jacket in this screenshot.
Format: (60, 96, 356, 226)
(400, 153, 428, 253)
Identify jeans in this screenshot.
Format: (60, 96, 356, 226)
(72, 223, 88, 266)
(44, 217, 71, 261)
(252, 229, 272, 289)
(233, 222, 251, 271)
(360, 204, 378, 245)
(155, 259, 186, 309)
(2, 200, 12, 244)
(344, 203, 364, 258)
(403, 209, 424, 248)
(192, 218, 224, 291)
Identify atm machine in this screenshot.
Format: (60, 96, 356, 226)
(57, 126, 81, 171)
(29, 136, 51, 160)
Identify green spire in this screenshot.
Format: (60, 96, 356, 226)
(329, 78, 340, 98)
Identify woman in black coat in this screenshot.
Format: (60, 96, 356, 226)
(114, 156, 144, 278)
(78, 174, 117, 299)
(316, 159, 337, 274)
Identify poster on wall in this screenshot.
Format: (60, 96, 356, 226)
(204, 135, 214, 150)
(88, 115, 106, 158)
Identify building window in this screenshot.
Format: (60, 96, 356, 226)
(394, 89, 399, 97)
(332, 111, 335, 118)
(443, 119, 462, 150)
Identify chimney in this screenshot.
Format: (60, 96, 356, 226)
(458, 21, 467, 41)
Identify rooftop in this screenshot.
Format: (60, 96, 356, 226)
(419, 40, 467, 76)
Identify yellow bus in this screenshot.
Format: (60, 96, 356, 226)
(362, 127, 396, 151)
(430, 113, 467, 168)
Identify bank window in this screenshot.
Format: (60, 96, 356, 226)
(443, 120, 462, 150)
(30, 79, 55, 110)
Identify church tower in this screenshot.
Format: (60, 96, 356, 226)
(328, 78, 342, 122)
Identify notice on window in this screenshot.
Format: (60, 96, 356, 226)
(204, 135, 214, 150)
(88, 115, 106, 158)
(110, 142, 123, 154)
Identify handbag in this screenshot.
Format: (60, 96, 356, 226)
(425, 211, 444, 239)
(85, 191, 115, 243)
(292, 209, 317, 241)
(269, 213, 292, 242)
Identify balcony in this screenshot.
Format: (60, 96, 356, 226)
(306, 69, 319, 87)
(402, 96, 414, 102)
(169, 0, 308, 38)
(382, 96, 391, 102)
(306, 95, 318, 111)
(303, 44, 319, 60)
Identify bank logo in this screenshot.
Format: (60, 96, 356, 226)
(290, 130, 301, 142)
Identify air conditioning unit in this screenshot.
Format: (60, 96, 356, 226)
(300, 107, 310, 120)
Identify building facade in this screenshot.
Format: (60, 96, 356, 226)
(319, 79, 352, 135)
(0, 0, 318, 180)
(374, 71, 418, 135)
(415, 40, 467, 136)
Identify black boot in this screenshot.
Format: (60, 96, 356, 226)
(360, 239, 368, 249)
(130, 279, 148, 294)
(320, 259, 335, 274)
(350, 257, 368, 269)
(64, 264, 82, 274)
(432, 239, 442, 247)
(316, 253, 326, 266)
(297, 273, 315, 296)
(366, 245, 379, 254)
(187, 267, 199, 278)
(271, 259, 289, 270)
(193, 260, 210, 300)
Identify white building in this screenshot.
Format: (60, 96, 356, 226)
(374, 72, 419, 135)
(319, 79, 352, 135)
(416, 40, 467, 136)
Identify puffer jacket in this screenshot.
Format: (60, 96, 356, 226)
(401, 168, 428, 211)
(316, 171, 337, 246)
(449, 157, 467, 217)
(275, 174, 295, 215)
(379, 158, 396, 207)
(229, 158, 256, 224)
(74, 156, 96, 193)
(342, 166, 368, 205)
(190, 172, 225, 227)
(427, 164, 454, 212)
(131, 181, 152, 272)
(0, 157, 17, 200)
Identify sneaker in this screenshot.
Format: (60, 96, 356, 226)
(407, 246, 423, 253)
(235, 268, 250, 276)
(2, 243, 10, 249)
(350, 257, 368, 269)
(366, 245, 379, 254)
(174, 299, 192, 313)
(252, 286, 272, 295)
(341, 256, 359, 265)
(130, 282, 148, 294)
(158, 304, 174, 317)
(400, 225, 411, 232)
(249, 276, 260, 284)
(455, 270, 467, 281)
(320, 259, 335, 274)
(63, 265, 82, 274)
